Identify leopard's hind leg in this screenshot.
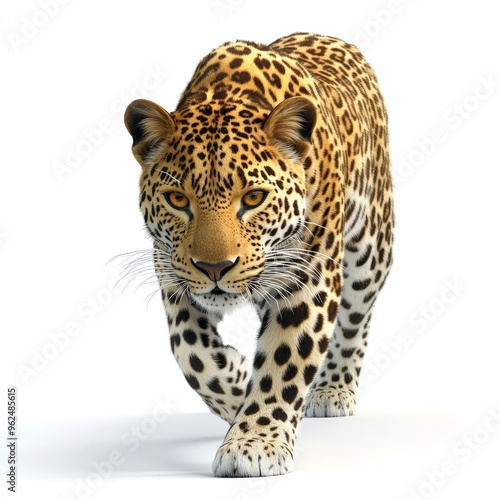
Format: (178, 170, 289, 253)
(305, 198, 393, 417)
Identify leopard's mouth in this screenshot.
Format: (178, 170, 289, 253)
(186, 279, 249, 298)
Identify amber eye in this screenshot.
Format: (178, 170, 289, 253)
(164, 191, 189, 210)
(242, 190, 267, 210)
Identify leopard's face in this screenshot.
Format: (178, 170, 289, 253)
(130, 99, 315, 312)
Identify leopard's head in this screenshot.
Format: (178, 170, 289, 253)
(124, 97, 316, 312)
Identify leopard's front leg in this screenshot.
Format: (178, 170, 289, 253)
(163, 291, 251, 423)
(212, 267, 341, 477)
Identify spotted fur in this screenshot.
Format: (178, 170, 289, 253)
(124, 33, 393, 477)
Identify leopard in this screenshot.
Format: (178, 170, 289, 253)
(123, 32, 393, 477)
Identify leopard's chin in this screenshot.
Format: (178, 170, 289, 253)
(188, 289, 248, 313)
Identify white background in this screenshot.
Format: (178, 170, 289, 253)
(2, 1, 500, 499)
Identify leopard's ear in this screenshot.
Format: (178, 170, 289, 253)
(124, 99, 175, 167)
(263, 96, 316, 163)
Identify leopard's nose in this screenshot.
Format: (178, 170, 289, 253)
(191, 257, 239, 282)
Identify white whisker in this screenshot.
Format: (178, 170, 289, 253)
(108, 247, 185, 305)
(159, 168, 182, 186)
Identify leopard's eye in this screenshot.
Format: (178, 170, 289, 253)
(164, 191, 189, 210)
(242, 190, 267, 210)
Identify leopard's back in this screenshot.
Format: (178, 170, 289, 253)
(271, 33, 393, 239)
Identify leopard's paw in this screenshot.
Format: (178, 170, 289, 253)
(305, 386, 356, 417)
(212, 435, 294, 477)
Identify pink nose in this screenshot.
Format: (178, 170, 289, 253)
(191, 258, 238, 282)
